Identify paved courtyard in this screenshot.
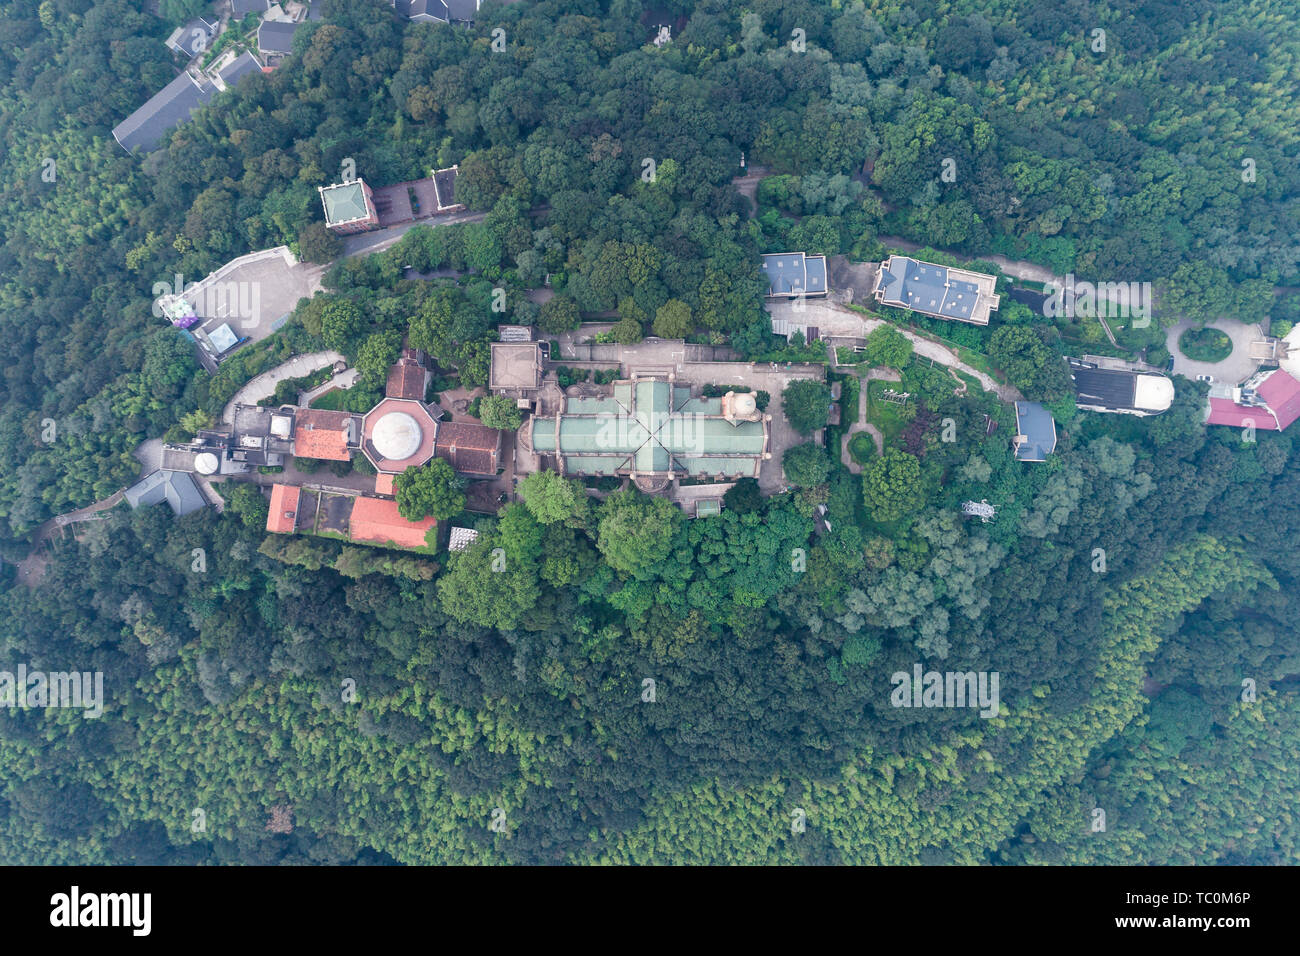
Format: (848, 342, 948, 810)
(183, 247, 326, 362)
(1165, 318, 1264, 385)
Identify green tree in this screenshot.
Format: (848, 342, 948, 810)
(437, 533, 541, 631)
(613, 298, 645, 344)
(518, 471, 591, 527)
(539, 295, 580, 334)
(298, 222, 342, 264)
(223, 482, 269, 530)
(862, 449, 924, 523)
(319, 298, 368, 352)
(596, 489, 681, 578)
(652, 299, 692, 339)
(394, 458, 465, 521)
(782, 379, 833, 435)
(862, 325, 913, 369)
(478, 394, 523, 430)
(988, 326, 1071, 401)
(355, 330, 403, 390)
(782, 442, 831, 488)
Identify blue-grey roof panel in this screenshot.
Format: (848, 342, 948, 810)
(113, 71, 214, 153)
(124, 470, 207, 516)
(1014, 402, 1057, 461)
(258, 20, 300, 54)
(218, 51, 264, 88)
(762, 253, 806, 296)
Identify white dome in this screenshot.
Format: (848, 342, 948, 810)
(372, 411, 422, 461)
(733, 392, 756, 416)
(194, 452, 219, 475)
(1134, 375, 1175, 412)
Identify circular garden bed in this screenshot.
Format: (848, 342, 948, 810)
(848, 431, 876, 465)
(1178, 326, 1233, 363)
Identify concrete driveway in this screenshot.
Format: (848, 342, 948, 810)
(1166, 318, 1264, 385)
(341, 210, 486, 258)
(769, 300, 1020, 400)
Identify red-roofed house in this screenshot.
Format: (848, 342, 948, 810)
(1256, 369, 1300, 430)
(1206, 367, 1300, 432)
(374, 473, 395, 496)
(385, 356, 428, 400)
(349, 496, 436, 549)
(293, 408, 359, 461)
(267, 484, 301, 534)
(433, 420, 502, 476)
(1206, 397, 1274, 430)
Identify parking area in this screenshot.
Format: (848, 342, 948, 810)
(181, 248, 326, 364)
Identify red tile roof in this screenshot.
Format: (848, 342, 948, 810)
(293, 408, 354, 461)
(374, 473, 395, 496)
(1206, 397, 1279, 430)
(348, 496, 436, 549)
(434, 421, 501, 476)
(385, 358, 426, 400)
(266, 484, 300, 534)
(1257, 369, 1300, 431)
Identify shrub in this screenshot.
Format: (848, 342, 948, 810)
(848, 431, 875, 465)
(1178, 326, 1233, 363)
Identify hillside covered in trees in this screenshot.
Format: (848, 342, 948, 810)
(1, 0, 1298, 865)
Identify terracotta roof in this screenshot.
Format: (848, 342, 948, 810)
(267, 484, 301, 534)
(374, 473, 395, 496)
(386, 358, 426, 400)
(1257, 369, 1300, 430)
(434, 421, 501, 476)
(349, 496, 436, 549)
(293, 408, 354, 461)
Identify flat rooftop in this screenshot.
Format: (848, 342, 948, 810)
(489, 341, 543, 391)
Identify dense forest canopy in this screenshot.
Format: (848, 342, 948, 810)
(0, 0, 1297, 864)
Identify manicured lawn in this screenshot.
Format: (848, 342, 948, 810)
(864, 379, 909, 447)
(310, 388, 346, 410)
(1178, 326, 1233, 363)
